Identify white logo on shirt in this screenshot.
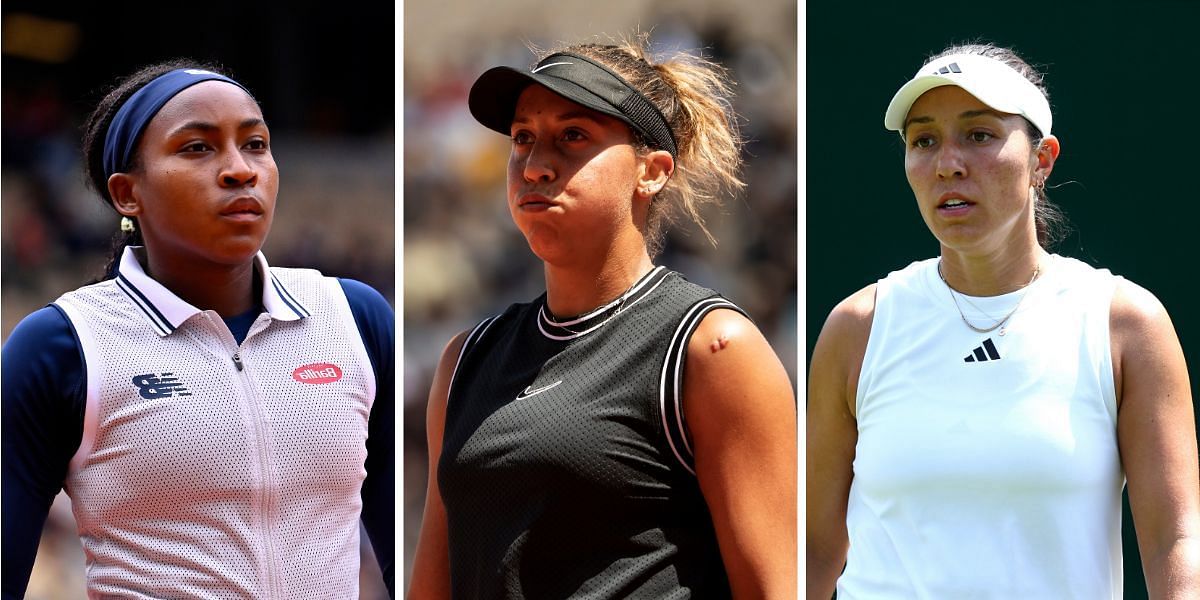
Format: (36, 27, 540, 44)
(515, 380, 563, 400)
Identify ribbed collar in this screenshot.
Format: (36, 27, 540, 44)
(113, 246, 311, 337)
(537, 266, 670, 340)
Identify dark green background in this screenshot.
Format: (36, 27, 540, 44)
(806, 3, 1200, 597)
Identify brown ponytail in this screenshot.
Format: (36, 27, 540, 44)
(541, 34, 746, 257)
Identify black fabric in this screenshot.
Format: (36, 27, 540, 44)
(469, 52, 678, 157)
(438, 270, 732, 599)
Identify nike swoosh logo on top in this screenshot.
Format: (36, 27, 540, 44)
(532, 62, 573, 73)
(515, 380, 563, 400)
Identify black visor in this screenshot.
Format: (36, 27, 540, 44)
(468, 52, 678, 157)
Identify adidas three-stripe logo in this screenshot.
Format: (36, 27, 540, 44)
(931, 62, 962, 75)
(964, 338, 1001, 363)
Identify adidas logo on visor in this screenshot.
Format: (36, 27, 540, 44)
(931, 62, 963, 75)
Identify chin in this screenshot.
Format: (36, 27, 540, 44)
(524, 239, 562, 265)
(211, 237, 268, 264)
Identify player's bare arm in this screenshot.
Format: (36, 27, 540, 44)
(1112, 280, 1200, 597)
(685, 308, 797, 598)
(407, 332, 468, 600)
(805, 284, 873, 598)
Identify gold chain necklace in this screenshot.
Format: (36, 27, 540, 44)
(937, 260, 1041, 336)
(550, 291, 630, 336)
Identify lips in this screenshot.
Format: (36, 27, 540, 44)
(219, 196, 265, 219)
(936, 192, 976, 215)
(937, 192, 973, 208)
(516, 193, 556, 210)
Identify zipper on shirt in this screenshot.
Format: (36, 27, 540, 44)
(230, 351, 279, 597)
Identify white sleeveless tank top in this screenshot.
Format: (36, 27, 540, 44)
(55, 248, 375, 599)
(839, 254, 1124, 599)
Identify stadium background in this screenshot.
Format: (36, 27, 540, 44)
(807, 3, 1200, 598)
(1, 3, 394, 598)
(402, 0, 797, 587)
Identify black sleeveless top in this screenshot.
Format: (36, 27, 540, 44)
(438, 267, 744, 599)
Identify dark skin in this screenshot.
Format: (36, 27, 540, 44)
(106, 81, 279, 317)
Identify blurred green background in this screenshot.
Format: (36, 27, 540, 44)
(806, 3, 1200, 598)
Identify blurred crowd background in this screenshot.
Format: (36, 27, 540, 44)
(1, 0, 795, 594)
(2, 3, 393, 598)
(403, 0, 797, 586)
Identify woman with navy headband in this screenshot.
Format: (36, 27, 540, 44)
(408, 36, 796, 598)
(807, 43, 1200, 598)
(1, 60, 395, 598)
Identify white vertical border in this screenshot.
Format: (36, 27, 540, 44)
(796, 0, 807, 593)
(394, 0, 406, 592)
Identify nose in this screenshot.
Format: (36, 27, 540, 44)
(220, 149, 258, 188)
(935, 139, 966, 180)
(520, 139, 556, 184)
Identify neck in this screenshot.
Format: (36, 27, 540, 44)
(938, 244, 1047, 297)
(142, 251, 260, 318)
(543, 252, 654, 317)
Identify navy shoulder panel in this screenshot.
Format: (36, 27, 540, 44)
(336, 278, 394, 595)
(1, 305, 86, 598)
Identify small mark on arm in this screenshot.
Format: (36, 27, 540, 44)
(710, 335, 730, 353)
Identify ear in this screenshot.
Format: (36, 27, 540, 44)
(107, 172, 142, 217)
(1033, 135, 1060, 185)
(634, 150, 675, 200)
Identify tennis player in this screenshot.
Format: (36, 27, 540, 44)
(408, 36, 796, 598)
(1, 60, 394, 598)
(807, 43, 1200, 598)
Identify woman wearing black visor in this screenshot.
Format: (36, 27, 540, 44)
(409, 35, 796, 599)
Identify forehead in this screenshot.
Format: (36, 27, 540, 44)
(146, 80, 264, 132)
(908, 85, 1007, 120)
(512, 84, 616, 125)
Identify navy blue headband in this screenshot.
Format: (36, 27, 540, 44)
(102, 69, 253, 180)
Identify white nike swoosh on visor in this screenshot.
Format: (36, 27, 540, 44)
(531, 62, 573, 73)
(515, 380, 563, 400)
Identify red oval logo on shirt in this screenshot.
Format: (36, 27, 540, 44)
(292, 363, 343, 384)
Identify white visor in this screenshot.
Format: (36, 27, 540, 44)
(884, 53, 1052, 138)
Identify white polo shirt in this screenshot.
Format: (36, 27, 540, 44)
(54, 247, 376, 599)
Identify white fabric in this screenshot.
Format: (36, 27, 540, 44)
(884, 53, 1053, 137)
(56, 248, 375, 599)
(839, 254, 1123, 599)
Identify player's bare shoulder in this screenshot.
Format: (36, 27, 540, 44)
(1110, 278, 1172, 335)
(827, 284, 877, 335)
(1108, 277, 1183, 408)
(817, 283, 878, 363)
(811, 284, 877, 417)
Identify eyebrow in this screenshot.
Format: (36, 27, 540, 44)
(167, 118, 267, 136)
(511, 110, 606, 127)
(904, 108, 1009, 131)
